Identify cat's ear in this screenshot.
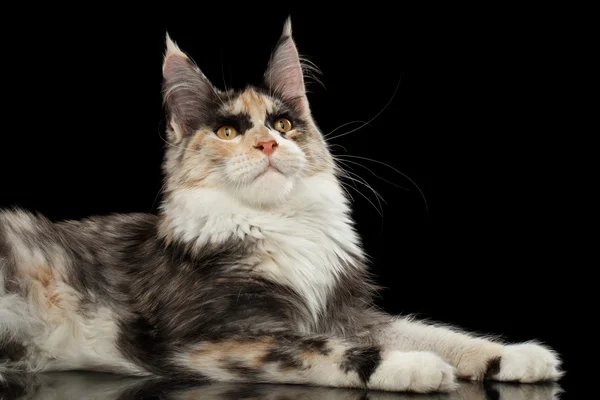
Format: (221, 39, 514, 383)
(264, 18, 309, 114)
(162, 34, 219, 142)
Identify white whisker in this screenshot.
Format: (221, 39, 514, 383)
(327, 143, 349, 153)
(324, 121, 368, 138)
(151, 181, 169, 211)
(333, 157, 409, 191)
(220, 51, 233, 104)
(337, 154, 429, 215)
(335, 162, 384, 216)
(325, 76, 402, 142)
(339, 172, 385, 212)
(341, 179, 383, 217)
(337, 166, 387, 205)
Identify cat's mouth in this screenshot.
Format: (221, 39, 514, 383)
(256, 164, 283, 179)
(253, 157, 284, 180)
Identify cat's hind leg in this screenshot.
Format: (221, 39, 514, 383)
(167, 332, 457, 393)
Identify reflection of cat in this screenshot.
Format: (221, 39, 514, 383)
(0, 17, 561, 393)
(3, 372, 562, 400)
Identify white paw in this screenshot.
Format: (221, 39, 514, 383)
(368, 351, 457, 393)
(495, 343, 563, 382)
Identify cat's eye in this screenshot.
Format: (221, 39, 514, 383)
(274, 118, 293, 133)
(216, 126, 238, 140)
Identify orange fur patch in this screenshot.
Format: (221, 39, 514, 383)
(239, 89, 262, 115)
(191, 337, 275, 368)
(194, 337, 274, 358)
(204, 137, 236, 158)
(20, 263, 61, 311)
(179, 130, 224, 188)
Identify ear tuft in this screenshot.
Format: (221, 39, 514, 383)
(163, 33, 190, 77)
(264, 17, 309, 113)
(282, 16, 292, 37)
(161, 33, 219, 138)
(165, 33, 183, 55)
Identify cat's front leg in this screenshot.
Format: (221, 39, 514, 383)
(169, 332, 457, 393)
(367, 314, 562, 383)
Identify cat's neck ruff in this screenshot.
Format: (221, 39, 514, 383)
(164, 173, 360, 252)
(162, 172, 365, 320)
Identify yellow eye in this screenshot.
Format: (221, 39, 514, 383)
(274, 118, 293, 133)
(216, 125, 238, 140)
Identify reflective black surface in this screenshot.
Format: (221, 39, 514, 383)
(1, 371, 562, 400)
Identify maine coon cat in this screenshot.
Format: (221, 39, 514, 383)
(0, 18, 562, 393)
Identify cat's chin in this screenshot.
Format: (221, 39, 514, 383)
(232, 170, 295, 208)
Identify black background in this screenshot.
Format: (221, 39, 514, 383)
(0, 6, 576, 395)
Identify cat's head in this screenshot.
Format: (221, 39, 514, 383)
(161, 18, 334, 208)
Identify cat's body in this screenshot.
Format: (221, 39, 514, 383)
(0, 173, 373, 378)
(0, 19, 562, 393)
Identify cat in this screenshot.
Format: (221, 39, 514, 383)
(0, 18, 562, 393)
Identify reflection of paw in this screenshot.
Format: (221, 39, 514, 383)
(492, 343, 563, 383)
(485, 382, 563, 400)
(368, 351, 458, 393)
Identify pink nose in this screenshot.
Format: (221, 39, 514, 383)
(255, 139, 278, 156)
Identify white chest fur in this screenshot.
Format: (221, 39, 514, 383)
(164, 174, 364, 320)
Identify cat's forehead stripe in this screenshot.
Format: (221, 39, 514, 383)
(226, 88, 276, 117)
